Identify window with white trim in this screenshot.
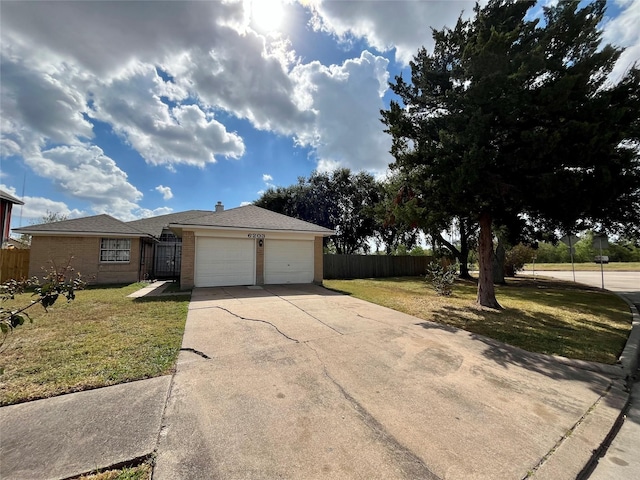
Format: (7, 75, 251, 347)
(100, 238, 131, 262)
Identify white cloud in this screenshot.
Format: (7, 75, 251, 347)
(0, 1, 246, 77)
(90, 65, 246, 167)
(262, 174, 273, 182)
(18, 144, 151, 220)
(170, 36, 313, 136)
(603, 0, 640, 82)
(0, 51, 93, 154)
(155, 185, 174, 200)
(0, 184, 84, 225)
(303, 0, 478, 65)
(291, 51, 393, 173)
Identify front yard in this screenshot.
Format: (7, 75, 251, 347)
(0, 283, 189, 406)
(1, 276, 633, 406)
(324, 276, 632, 365)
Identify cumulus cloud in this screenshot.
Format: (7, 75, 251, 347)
(291, 51, 393, 173)
(0, 184, 84, 224)
(90, 65, 245, 167)
(603, 0, 640, 82)
(0, 52, 93, 153)
(262, 174, 273, 182)
(18, 144, 150, 220)
(155, 185, 174, 200)
(170, 34, 313, 135)
(0, 1, 245, 77)
(303, 0, 478, 65)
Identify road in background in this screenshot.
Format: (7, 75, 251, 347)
(530, 270, 639, 295)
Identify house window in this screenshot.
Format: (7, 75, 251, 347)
(100, 238, 131, 262)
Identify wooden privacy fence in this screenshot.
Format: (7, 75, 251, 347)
(0, 249, 30, 282)
(323, 254, 434, 279)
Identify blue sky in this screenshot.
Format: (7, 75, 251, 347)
(1, 0, 638, 229)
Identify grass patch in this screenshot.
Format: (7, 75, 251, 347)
(324, 277, 631, 364)
(77, 463, 151, 480)
(524, 262, 640, 271)
(0, 283, 188, 406)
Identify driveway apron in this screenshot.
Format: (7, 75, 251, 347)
(154, 284, 625, 479)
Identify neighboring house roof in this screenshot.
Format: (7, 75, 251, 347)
(127, 210, 212, 237)
(12, 214, 150, 237)
(0, 190, 25, 205)
(170, 205, 335, 235)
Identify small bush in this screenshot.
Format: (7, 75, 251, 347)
(425, 262, 457, 296)
(504, 244, 536, 276)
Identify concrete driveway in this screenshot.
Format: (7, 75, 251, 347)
(154, 284, 627, 479)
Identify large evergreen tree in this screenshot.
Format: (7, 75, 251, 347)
(381, 0, 640, 308)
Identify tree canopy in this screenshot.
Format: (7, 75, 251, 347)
(381, 0, 640, 308)
(255, 168, 381, 254)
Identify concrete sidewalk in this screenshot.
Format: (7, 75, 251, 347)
(532, 271, 640, 479)
(0, 376, 171, 480)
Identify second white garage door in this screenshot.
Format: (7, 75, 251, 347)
(264, 240, 314, 284)
(195, 237, 255, 287)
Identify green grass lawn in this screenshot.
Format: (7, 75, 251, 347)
(0, 283, 189, 406)
(324, 277, 632, 365)
(524, 262, 640, 271)
(77, 463, 151, 480)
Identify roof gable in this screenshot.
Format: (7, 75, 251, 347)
(13, 214, 147, 237)
(127, 210, 212, 237)
(170, 205, 334, 234)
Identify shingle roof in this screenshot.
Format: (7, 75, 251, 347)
(170, 205, 334, 234)
(13, 214, 148, 236)
(0, 190, 24, 205)
(127, 210, 212, 237)
(12, 206, 334, 237)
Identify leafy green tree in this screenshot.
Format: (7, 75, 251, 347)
(372, 174, 421, 255)
(382, 0, 640, 308)
(255, 169, 380, 254)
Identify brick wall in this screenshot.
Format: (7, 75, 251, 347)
(313, 236, 324, 283)
(29, 236, 140, 284)
(180, 231, 195, 289)
(256, 239, 264, 284)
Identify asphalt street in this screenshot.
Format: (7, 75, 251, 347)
(529, 270, 639, 296)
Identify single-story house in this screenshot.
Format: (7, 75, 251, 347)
(13, 203, 334, 289)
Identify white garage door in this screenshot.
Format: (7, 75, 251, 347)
(265, 240, 314, 284)
(195, 237, 255, 287)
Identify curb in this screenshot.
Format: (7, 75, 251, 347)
(615, 294, 640, 380)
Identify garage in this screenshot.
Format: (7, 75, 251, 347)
(169, 204, 334, 289)
(195, 237, 255, 287)
(265, 239, 314, 284)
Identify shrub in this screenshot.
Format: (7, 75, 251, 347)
(504, 244, 536, 276)
(425, 262, 457, 296)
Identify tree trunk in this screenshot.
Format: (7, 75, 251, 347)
(459, 220, 472, 279)
(492, 236, 506, 285)
(477, 211, 502, 309)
